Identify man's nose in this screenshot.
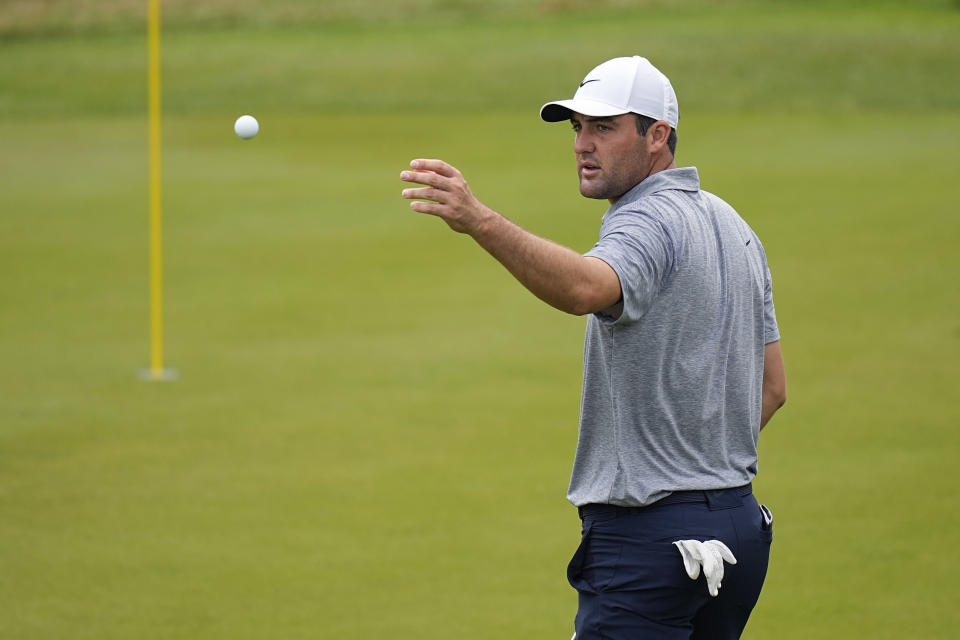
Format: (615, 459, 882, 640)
(574, 130, 594, 155)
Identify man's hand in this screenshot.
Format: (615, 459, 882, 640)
(400, 159, 495, 235)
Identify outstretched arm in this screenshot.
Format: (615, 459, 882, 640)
(400, 158, 621, 316)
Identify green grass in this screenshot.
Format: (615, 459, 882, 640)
(1, 2, 959, 639)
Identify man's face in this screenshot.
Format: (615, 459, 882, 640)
(571, 113, 649, 202)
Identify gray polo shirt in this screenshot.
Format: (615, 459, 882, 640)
(568, 167, 779, 507)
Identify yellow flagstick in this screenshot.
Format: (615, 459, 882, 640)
(142, 0, 177, 381)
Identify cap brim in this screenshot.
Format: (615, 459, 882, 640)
(539, 99, 630, 122)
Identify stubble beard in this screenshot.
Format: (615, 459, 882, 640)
(578, 167, 634, 201)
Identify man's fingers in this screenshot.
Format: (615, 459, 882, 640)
(409, 158, 459, 178)
(399, 158, 477, 234)
(409, 200, 446, 215)
(400, 169, 450, 190)
(402, 187, 447, 203)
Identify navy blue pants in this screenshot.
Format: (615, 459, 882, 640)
(568, 487, 772, 639)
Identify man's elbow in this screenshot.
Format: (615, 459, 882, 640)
(567, 295, 601, 317)
(768, 385, 787, 411)
(775, 383, 787, 408)
(774, 391, 786, 412)
(566, 296, 620, 318)
(567, 258, 622, 316)
(565, 281, 622, 317)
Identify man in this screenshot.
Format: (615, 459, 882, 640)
(400, 55, 786, 639)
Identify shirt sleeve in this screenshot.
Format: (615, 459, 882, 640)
(584, 209, 677, 325)
(763, 262, 780, 344)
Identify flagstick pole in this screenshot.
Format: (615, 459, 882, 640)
(142, 0, 177, 381)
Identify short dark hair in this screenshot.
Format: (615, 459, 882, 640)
(635, 114, 677, 156)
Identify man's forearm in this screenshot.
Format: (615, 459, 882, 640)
(759, 341, 786, 431)
(470, 211, 616, 315)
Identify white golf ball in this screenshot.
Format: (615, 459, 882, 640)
(234, 115, 259, 139)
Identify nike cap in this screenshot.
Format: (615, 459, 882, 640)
(540, 56, 679, 129)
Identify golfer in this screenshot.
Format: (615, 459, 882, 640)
(400, 55, 786, 639)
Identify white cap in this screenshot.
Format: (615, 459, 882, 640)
(540, 56, 679, 129)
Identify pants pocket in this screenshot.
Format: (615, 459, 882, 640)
(569, 523, 623, 594)
(567, 523, 592, 592)
(758, 504, 774, 542)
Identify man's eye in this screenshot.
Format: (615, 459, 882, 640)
(597, 125, 610, 132)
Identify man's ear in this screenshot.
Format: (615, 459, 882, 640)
(647, 120, 671, 152)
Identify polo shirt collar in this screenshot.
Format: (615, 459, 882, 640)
(608, 166, 701, 214)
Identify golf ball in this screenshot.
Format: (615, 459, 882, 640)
(234, 115, 259, 139)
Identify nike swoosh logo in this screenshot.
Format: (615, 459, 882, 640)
(579, 79, 600, 87)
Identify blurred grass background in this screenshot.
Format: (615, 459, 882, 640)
(1, 1, 958, 638)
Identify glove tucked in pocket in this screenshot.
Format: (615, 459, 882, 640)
(672, 539, 737, 597)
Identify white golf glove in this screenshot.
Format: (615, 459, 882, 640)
(673, 539, 737, 597)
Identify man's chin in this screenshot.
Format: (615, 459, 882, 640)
(578, 179, 608, 200)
